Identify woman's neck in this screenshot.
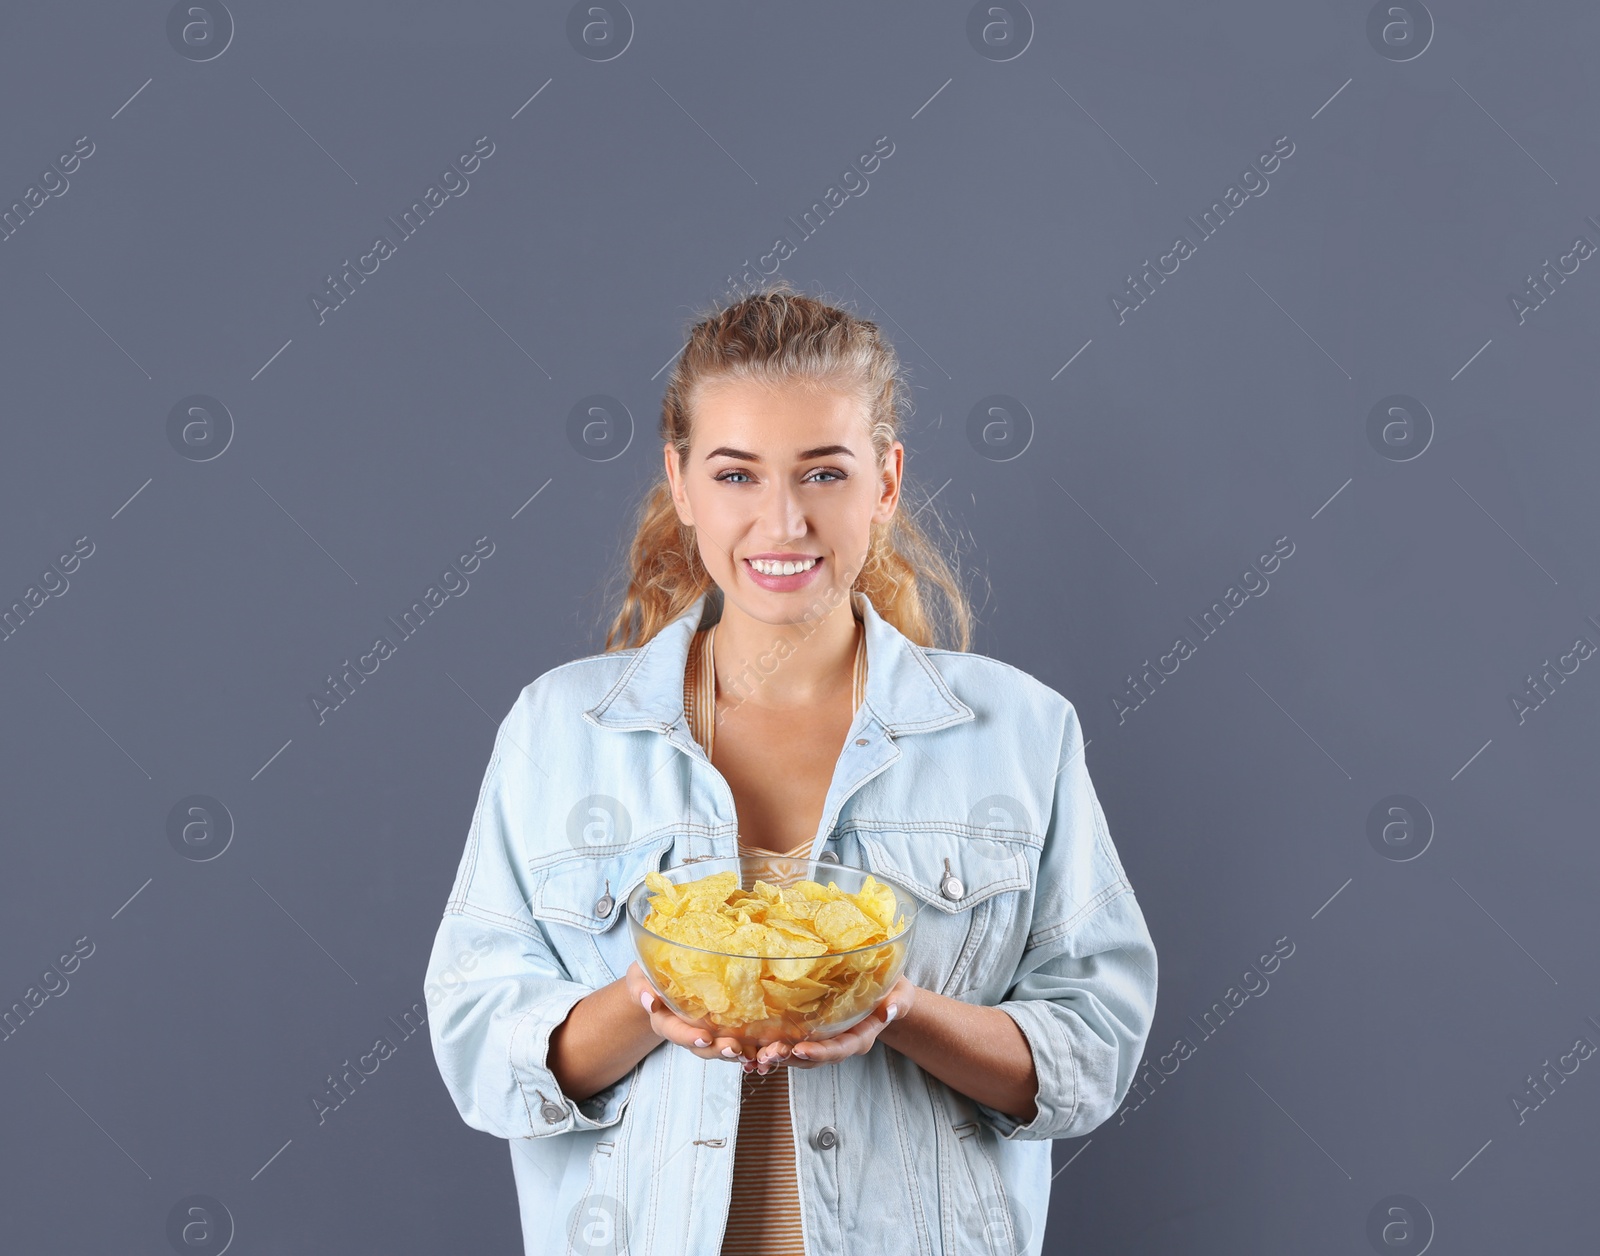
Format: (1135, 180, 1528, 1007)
(709, 593, 860, 712)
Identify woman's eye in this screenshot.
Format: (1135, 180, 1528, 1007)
(713, 468, 843, 484)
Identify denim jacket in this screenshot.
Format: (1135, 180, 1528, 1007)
(424, 589, 1158, 1255)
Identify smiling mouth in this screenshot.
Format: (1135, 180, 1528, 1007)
(746, 556, 821, 576)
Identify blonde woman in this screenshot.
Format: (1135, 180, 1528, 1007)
(425, 284, 1158, 1255)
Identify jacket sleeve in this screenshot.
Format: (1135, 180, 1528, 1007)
(424, 692, 638, 1140)
(972, 700, 1158, 1140)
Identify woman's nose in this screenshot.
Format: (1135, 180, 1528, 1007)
(761, 481, 806, 538)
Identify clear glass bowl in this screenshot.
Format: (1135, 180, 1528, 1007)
(627, 855, 920, 1052)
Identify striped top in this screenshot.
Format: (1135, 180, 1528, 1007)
(682, 605, 866, 1256)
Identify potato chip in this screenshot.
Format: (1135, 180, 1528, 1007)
(636, 868, 909, 1043)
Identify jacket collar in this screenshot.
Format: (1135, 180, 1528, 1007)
(583, 588, 974, 737)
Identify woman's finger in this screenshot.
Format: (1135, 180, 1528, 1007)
(643, 996, 728, 1059)
(756, 1041, 790, 1065)
(787, 1012, 892, 1065)
(791, 1032, 853, 1063)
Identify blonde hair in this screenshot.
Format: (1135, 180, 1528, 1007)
(601, 280, 976, 653)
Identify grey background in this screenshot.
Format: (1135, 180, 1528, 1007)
(2, 1, 1596, 1252)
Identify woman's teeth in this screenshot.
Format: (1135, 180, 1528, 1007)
(749, 557, 818, 576)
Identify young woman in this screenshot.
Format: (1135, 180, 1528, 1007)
(425, 286, 1158, 1256)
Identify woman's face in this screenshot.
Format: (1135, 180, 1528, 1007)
(665, 376, 902, 625)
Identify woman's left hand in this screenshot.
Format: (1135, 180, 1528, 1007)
(747, 975, 919, 1075)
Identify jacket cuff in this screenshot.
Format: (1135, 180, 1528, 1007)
(971, 999, 1076, 1140)
(510, 985, 638, 1136)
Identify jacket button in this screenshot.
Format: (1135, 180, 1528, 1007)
(815, 1125, 838, 1149)
(819, 851, 840, 864)
(940, 873, 964, 900)
(595, 893, 614, 917)
(855, 738, 868, 746)
(540, 1101, 566, 1123)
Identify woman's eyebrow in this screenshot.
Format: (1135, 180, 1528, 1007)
(704, 444, 857, 462)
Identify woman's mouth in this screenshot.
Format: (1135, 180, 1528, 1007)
(744, 555, 823, 590)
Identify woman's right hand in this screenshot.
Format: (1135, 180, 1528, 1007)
(624, 962, 752, 1065)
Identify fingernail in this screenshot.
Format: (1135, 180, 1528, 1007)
(886, 1003, 900, 1022)
(694, 1037, 710, 1047)
(640, 991, 654, 1013)
(792, 1046, 809, 1058)
(722, 1047, 737, 1058)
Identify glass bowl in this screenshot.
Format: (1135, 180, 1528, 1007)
(626, 855, 920, 1053)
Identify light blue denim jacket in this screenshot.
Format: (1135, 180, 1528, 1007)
(424, 589, 1158, 1256)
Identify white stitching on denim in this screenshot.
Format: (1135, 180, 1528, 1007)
(837, 817, 1044, 848)
(920, 1070, 957, 1254)
(1025, 878, 1132, 952)
(1062, 998, 1082, 1133)
(442, 901, 543, 942)
(943, 1085, 998, 1248)
(444, 902, 544, 940)
(448, 740, 505, 914)
(963, 1109, 1018, 1250)
(947, 896, 994, 998)
(508, 1002, 543, 1134)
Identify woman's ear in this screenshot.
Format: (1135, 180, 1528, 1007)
(874, 442, 904, 521)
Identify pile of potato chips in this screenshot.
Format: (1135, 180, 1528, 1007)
(636, 868, 909, 1041)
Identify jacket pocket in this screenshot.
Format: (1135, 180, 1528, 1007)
(847, 824, 1036, 1000)
(525, 830, 679, 986)
(953, 1116, 1028, 1255)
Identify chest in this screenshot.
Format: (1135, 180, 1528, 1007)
(709, 694, 856, 853)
